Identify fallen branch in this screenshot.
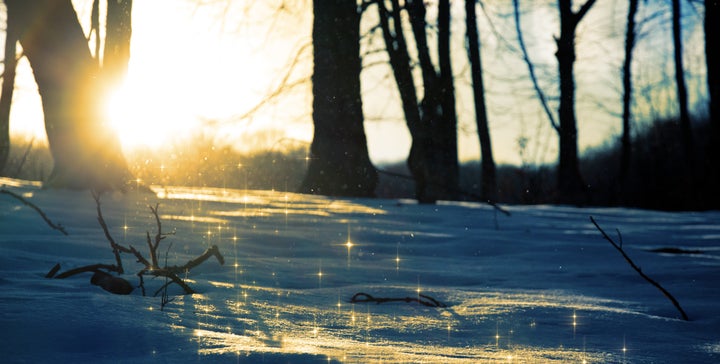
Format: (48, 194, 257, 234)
(590, 216, 689, 321)
(51, 192, 224, 297)
(53, 263, 121, 279)
(46, 263, 132, 295)
(133, 204, 223, 296)
(1, 188, 68, 235)
(350, 292, 447, 308)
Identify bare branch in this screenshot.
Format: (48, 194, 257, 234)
(50, 194, 222, 296)
(165, 245, 225, 274)
(1, 189, 68, 235)
(92, 190, 129, 273)
(512, 0, 559, 132)
(574, 0, 598, 24)
(590, 216, 689, 321)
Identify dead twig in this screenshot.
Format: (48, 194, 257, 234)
(1, 189, 68, 235)
(590, 216, 689, 321)
(160, 242, 176, 310)
(350, 292, 447, 308)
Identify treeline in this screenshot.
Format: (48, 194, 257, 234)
(1, 1, 718, 210)
(302, 0, 719, 208)
(4, 116, 714, 211)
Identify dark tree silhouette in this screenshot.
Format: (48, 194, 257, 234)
(465, 0, 496, 201)
(4, 0, 134, 190)
(708, 0, 720, 134)
(0, 7, 18, 174)
(300, 0, 377, 197)
(705, 0, 720, 208)
(376, 0, 420, 137)
(672, 0, 693, 160)
(410, 0, 459, 203)
(102, 0, 133, 90)
(556, 0, 596, 204)
(620, 0, 639, 185)
(376, 0, 459, 203)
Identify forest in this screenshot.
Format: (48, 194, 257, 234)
(0, 0, 718, 211)
(2, 2, 720, 362)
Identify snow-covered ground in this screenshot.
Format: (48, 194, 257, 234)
(1, 177, 719, 363)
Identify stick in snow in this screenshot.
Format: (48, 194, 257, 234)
(1, 189, 68, 235)
(350, 292, 447, 308)
(590, 216, 689, 321)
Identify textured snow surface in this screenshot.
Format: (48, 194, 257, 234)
(1, 177, 719, 363)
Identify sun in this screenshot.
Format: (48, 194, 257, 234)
(104, 77, 201, 150)
(102, 1, 275, 151)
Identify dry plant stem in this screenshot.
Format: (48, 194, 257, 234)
(590, 216, 689, 321)
(1, 189, 68, 235)
(148, 203, 165, 267)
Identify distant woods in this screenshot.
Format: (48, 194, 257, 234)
(304, 0, 718, 209)
(1, 1, 718, 210)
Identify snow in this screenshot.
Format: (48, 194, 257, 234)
(1, 177, 719, 363)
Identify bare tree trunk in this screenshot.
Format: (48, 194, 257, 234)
(620, 0, 639, 185)
(377, 0, 423, 183)
(0, 9, 18, 174)
(708, 0, 720, 133)
(465, 0, 496, 201)
(300, 0, 377, 197)
(103, 0, 133, 88)
(436, 0, 459, 199)
(705, 0, 720, 208)
(5, 0, 135, 191)
(556, 0, 596, 204)
(405, 0, 459, 203)
(672, 0, 693, 160)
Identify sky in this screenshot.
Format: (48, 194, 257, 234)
(2, 0, 709, 166)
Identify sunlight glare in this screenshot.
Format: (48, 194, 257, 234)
(105, 81, 200, 149)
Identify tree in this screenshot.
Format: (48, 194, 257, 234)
(300, 0, 377, 197)
(101, 0, 133, 91)
(411, 0, 460, 203)
(376, 0, 459, 203)
(465, 0, 496, 201)
(4, 0, 134, 190)
(620, 0, 639, 184)
(672, 0, 693, 159)
(556, 0, 596, 204)
(705, 0, 719, 208)
(708, 0, 720, 133)
(0, 7, 18, 174)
